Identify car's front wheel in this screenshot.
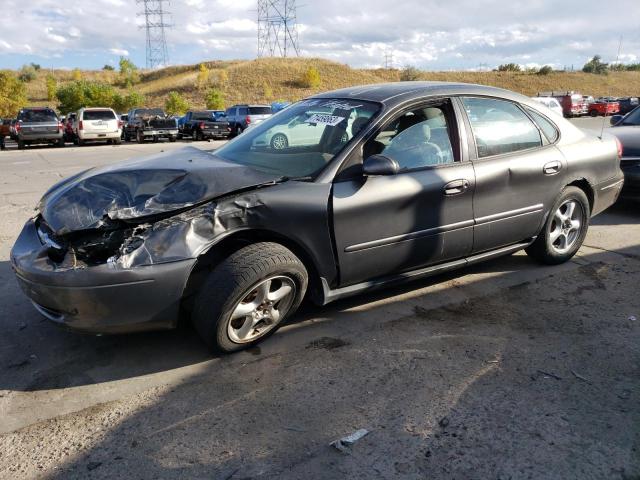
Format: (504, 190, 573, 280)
(192, 242, 308, 353)
(526, 186, 590, 265)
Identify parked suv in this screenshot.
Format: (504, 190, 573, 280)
(74, 108, 122, 146)
(15, 107, 64, 149)
(225, 104, 272, 135)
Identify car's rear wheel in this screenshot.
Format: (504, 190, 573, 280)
(136, 130, 144, 143)
(56, 138, 65, 147)
(237, 126, 244, 135)
(113, 138, 122, 145)
(193, 130, 203, 141)
(77, 138, 85, 146)
(17, 139, 25, 150)
(192, 242, 308, 353)
(526, 186, 590, 265)
(270, 133, 288, 150)
(589, 109, 598, 117)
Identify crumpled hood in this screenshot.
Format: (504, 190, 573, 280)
(38, 147, 279, 235)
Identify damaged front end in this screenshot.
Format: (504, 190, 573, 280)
(10, 147, 279, 333)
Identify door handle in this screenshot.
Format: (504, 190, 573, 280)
(444, 179, 470, 195)
(543, 161, 561, 175)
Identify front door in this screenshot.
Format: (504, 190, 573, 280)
(332, 99, 476, 286)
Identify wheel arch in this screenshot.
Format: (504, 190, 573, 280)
(566, 178, 594, 213)
(182, 228, 323, 308)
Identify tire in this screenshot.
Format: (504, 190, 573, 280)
(525, 186, 590, 265)
(124, 131, 130, 142)
(136, 129, 144, 143)
(17, 139, 25, 150)
(192, 242, 308, 353)
(113, 138, 122, 145)
(168, 135, 176, 143)
(77, 138, 85, 146)
(57, 138, 65, 148)
(237, 126, 244, 135)
(270, 133, 289, 150)
(193, 130, 203, 141)
(589, 109, 598, 117)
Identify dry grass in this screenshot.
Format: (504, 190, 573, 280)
(18, 58, 640, 110)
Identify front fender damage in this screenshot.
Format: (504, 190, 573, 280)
(41, 194, 266, 271)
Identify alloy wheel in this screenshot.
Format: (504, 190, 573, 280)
(549, 200, 583, 254)
(227, 275, 296, 344)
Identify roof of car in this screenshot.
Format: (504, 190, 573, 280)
(311, 81, 531, 106)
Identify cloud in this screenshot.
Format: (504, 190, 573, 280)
(0, 0, 638, 71)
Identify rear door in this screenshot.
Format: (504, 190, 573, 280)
(332, 99, 475, 286)
(458, 96, 567, 253)
(83, 110, 117, 134)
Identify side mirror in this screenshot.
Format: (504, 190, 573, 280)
(363, 154, 400, 176)
(610, 115, 623, 126)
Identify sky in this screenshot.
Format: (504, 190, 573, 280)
(1, 0, 639, 71)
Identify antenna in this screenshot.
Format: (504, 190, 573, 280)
(257, 0, 301, 57)
(600, 35, 623, 138)
(384, 48, 394, 69)
(136, 0, 171, 69)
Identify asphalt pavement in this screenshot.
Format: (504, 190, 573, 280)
(0, 128, 638, 479)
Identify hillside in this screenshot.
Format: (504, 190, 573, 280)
(20, 57, 640, 111)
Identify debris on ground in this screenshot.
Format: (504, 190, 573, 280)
(330, 429, 369, 453)
(438, 417, 450, 428)
(86, 461, 102, 471)
(537, 370, 562, 380)
(570, 370, 591, 384)
(629, 315, 637, 322)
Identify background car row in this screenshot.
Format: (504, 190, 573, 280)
(0, 103, 276, 149)
(534, 91, 639, 117)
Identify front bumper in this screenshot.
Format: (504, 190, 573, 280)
(10, 219, 196, 334)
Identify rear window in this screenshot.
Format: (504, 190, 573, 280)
(526, 108, 559, 143)
(83, 110, 116, 121)
(249, 107, 272, 115)
(192, 112, 213, 120)
(18, 109, 57, 122)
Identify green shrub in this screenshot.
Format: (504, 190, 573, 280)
(46, 75, 57, 101)
(497, 63, 521, 72)
(400, 66, 421, 81)
(0, 71, 27, 117)
(18, 65, 37, 82)
(164, 91, 190, 115)
(205, 88, 225, 110)
(300, 67, 321, 89)
(582, 55, 608, 74)
(536, 65, 553, 75)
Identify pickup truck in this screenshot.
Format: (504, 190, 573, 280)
(124, 108, 178, 143)
(179, 110, 232, 140)
(588, 100, 620, 117)
(15, 107, 64, 149)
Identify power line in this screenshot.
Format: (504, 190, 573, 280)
(136, 0, 171, 69)
(257, 0, 301, 58)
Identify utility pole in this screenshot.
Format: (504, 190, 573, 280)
(384, 49, 394, 69)
(257, 0, 301, 58)
(136, 0, 171, 69)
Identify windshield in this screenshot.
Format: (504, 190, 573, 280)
(214, 99, 380, 178)
(622, 106, 640, 125)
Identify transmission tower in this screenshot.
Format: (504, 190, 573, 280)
(384, 49, 394, 69)
(136, 0, 171, 68)
(257, 0, 301, 58)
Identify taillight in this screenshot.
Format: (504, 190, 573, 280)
(615, 137, 623, 158)
(15, 122, 21, 132)
(227, 127, 232, 132)
(58, 122, 63, 132)
(78, 121, 83, 130)
(118, 120, 123, 129)
(199, 121, 206, 129)
(245, 116, 251, 125)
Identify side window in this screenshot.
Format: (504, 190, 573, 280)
(366, 104, 456, 171)
(239, 107, 248, 116)
(462, 97, 542, 158)
(525, 108, 559, 143)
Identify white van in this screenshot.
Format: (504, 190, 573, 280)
(75, 108, 122, 145)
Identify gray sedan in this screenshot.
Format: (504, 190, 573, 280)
(11, 82, 623, 353)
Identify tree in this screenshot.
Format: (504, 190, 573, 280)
(103, 64, 115, 71)
(46, 75, 57, 102)
(497, 63, 521, 72)
(164, 91, 190, 116)
(113, 90, 145, 113)
(56, 81, 114, 112)
(205, 88, 225, 110)
(582, 55, 608, 74)
(30, 63, 41, 71)
(18, 64, 37, 82)
(119, 57, 140, 87)
(400, 66, 421, 81)
(196, 63, 210, 90)
(300, 67, 321, 88)
(0, 71, 28, 117)
(537, 65, 553, 75)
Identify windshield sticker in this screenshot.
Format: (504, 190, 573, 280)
(306, 113, 346, 126)
(318, 100, 363, 110)
(298, 100, 321, 107)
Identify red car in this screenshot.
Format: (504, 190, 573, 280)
(588, 101, 620, 117)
